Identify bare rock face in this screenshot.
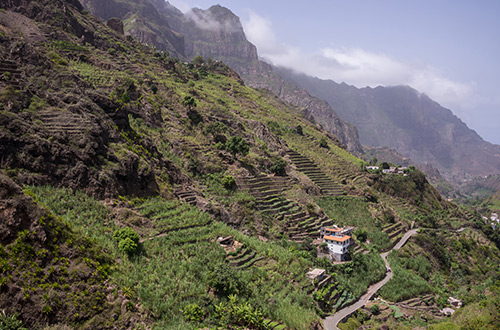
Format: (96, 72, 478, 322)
(106, 17, 124, 35)
(180, 5, 258, 62)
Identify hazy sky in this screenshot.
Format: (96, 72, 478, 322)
(168, 0, 500, 144)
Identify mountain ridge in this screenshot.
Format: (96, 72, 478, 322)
(274, 66, 500, 183)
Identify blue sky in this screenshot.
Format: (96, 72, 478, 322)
(168, 0, 500, 144)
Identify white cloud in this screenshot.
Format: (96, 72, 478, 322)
(242, 12, 476, 112)
(166, 0, 191, 13)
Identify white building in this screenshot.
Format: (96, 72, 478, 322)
(320, 226, 352, 261)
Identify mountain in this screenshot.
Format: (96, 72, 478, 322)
(2, 1, 500, 329)
(80, 0, 364, 155)
(81, 0, 500, 185)
(274, 67, 500, 184)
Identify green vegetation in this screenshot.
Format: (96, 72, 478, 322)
(1, 2, 499, 328)
(316, 196, 392, 249)
(0, 310, 27, 330)
(379, 251, 433, 301)
(270, 158, 287, 176)
(113, 227, 140, 255)
(225, 136, 250, 156)
(27, 186, 319, 329)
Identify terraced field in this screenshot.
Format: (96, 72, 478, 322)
(0, 60, 22, 89)
(286, 150, 346, 196)
(237, 175, 335, 241)
(131, 197, 211, 237)
(38, 108, 95, 139)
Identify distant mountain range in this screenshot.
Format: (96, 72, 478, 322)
(80, 0, 500, 185)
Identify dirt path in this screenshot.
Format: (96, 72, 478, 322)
(323, 229, 419, 330)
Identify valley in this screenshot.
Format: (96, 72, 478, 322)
(0, 1, 499, 329)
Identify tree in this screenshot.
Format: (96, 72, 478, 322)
(192, 55, 205, 66)
(370, 304, 380, 315)
(208, 263, 243, 296)
(225, 136, 249, 156)
(113, 227, 140, 255)
(221, 175, 236, 190)
(319, 137, 329, 149)
(270, 158, 287, 176)
(182, 95, 197, 110)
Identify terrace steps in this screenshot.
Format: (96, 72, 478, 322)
(238, 175, 336, 241)
(38, 109, 93, 138)
(286, 150, 345, 196)
(0, 60, 22, 89)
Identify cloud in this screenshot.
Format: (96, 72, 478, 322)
(242, 12, 476, 112)
(166, 0, 191, 13)
(183, 6, 240, 33)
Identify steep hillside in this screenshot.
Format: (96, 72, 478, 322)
(80, 0, 364, 155)
(1, 1, 500, 330)
(275, 67, 500, 184)
(0, 172, 137, 329)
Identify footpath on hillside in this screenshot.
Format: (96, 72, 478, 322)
(323, 229, 419, 330)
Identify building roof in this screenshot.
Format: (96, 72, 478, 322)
(324, 227, 343, 232)
(324, 235, 351, 242)
(307, 268, 325, 277)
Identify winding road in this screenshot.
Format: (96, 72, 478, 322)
(323, 229, 419, 330)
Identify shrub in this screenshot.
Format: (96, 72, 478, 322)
(370, 304, 380, 315)
(296, 125, 303, 135)
(0, 310, 27, 330)
(221, 175, 236, 190)
(187, 109, 202, 125)
(118, 237, 138, 255)
(188, 157, 203, 175)
(225, 136, 249, 156)
(319, 137, 328, 149)
(355, 228, 368, 243)
(208, 263, 243, 296)
(182, 95, 197, 110)
(184, 303, 204, 322)
(113, 227, 139, 244)
(192, 55, 205, 66)
(113, 227, 139, 255)
(204, 122, 228, 136)
(270, 158, 287, 176)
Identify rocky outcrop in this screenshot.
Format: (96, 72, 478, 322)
(179, 5, 258, 62)
(80, 0, 185, 56)
(106, 17, 124, 35)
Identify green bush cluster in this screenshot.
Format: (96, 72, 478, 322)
(113, 227, 139, 255)
(184, 303, 204, 322)
(221, 175, 236, 190)
(225, 136, 249, 156)
(270, 158, 287, 176)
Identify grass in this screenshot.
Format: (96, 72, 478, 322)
(378, 250, 434, 302)
(336, 252, 386, 299)
(25, 185, 320, 329)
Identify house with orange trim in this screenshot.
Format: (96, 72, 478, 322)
(320, 226, 352, 261)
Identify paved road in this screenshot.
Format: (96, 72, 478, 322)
(323, 229, 419, 330)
